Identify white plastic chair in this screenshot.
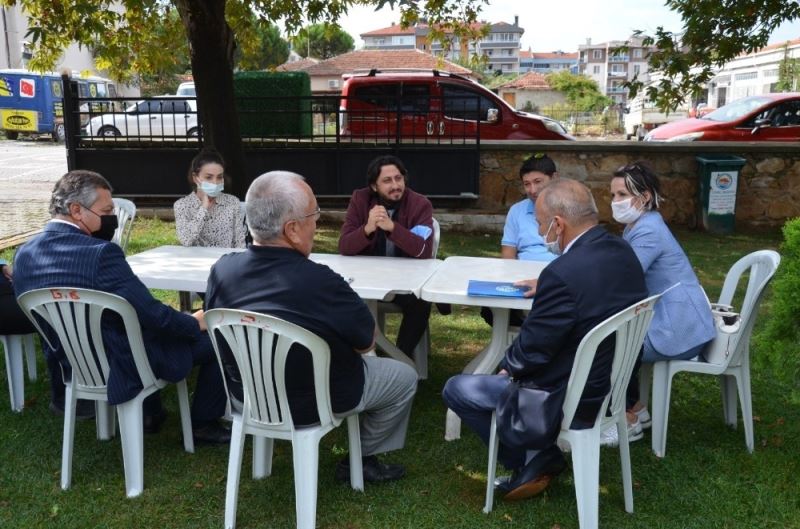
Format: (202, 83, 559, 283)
(484, 293, 661, 529)
(112, 197, 137, 252)
(648, 250, 780, 457)
(17, 287, 194, 498)
(1, 333, 37, 411)
(376, 217, 440, 378)
(205, 308, 363, 529)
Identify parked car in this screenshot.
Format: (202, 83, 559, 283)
(339, 69, 573, 141)
(85, 97, 198, 138)
(644, 93, 800, 142)
(176, 82, 195, 97)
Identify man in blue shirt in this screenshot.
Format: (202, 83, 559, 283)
(483, 154, 560, 326)
(501, 153, 560, 262)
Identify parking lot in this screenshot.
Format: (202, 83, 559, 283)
(0, 140, 67, 243)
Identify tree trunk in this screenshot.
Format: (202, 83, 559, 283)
(174, 0, 248, 198)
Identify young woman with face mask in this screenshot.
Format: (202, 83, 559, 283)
(603, 161, 716, 447)
(173, 148, 246, 249)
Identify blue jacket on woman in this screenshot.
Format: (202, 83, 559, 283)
(624, 211, 715, 358)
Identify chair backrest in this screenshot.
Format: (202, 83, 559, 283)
(17, 287, 157, 392)
(561, 293, 661, 431)
(112, 198, 137, 252)
(431, 218, 441, 259)
(711, 250, 780, 366)
(205, 308, 339, 434)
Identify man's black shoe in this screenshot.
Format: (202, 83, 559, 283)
(143, 409, 168, 434)
(494, 475, 514, 493)
(335, 454, 406, 483)
(503, 445, 567, 501)
(192, 422, 231, 445)
(49, 399, 96, 421)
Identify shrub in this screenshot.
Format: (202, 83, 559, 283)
(755, 217, 800, 395)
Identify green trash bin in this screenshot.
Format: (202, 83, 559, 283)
(695, 154, 746, 234)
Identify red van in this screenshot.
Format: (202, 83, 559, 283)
(645, 93, 800, 142)
(339, 70, 573, 141)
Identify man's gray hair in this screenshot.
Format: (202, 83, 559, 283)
(245, 171, 308, 243)
(539, 178, 598, 223)
(49, 170, 113, 216)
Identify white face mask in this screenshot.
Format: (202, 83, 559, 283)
(611, 197, 644, 225)
(198, 181, 224, 198)
(542, 219, 562, 256)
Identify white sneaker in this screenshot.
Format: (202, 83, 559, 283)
(635, 407, 652, 429)
(600, 419, 643, 448)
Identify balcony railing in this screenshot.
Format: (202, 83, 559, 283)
(608, 55, 629, 62)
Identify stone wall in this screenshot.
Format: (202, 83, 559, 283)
(478, 140, 800, 228)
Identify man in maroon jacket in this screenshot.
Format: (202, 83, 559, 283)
(339, 155, 434, 359)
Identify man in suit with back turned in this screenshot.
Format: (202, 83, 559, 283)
(443, 179, 648, 501)
(13, 170, 229, 444)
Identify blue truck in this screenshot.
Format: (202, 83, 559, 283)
(0, 69, 116, 142)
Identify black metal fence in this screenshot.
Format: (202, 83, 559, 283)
(63, 78, 483, 203)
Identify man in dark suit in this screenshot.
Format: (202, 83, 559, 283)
(13, 170, 229, 443)
(443, 179, 648, 501)
(206, 171, 418, 483)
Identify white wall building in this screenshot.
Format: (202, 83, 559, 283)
(706, 37, 800, 108)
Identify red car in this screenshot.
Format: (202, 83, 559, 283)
(645, 93, 800, 142)
(339, 69, 574, 141)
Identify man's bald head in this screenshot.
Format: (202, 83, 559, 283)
(537, 178, 598, 229)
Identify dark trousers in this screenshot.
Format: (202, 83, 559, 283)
(390, 294, 432, 358)
(443, 373, 529, 470)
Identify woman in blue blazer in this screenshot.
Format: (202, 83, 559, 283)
(604, 161, 716, 445)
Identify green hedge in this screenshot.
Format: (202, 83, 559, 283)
(755, 217, 800, 396)
(233, 71, 312, 137)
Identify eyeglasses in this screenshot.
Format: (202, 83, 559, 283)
(297, 206, 321, 221)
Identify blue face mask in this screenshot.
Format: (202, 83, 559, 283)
(198, 181, 224, 198)
(543, 219, 562, 256)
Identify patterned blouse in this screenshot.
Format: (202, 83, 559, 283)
(173, 192, 246, 248)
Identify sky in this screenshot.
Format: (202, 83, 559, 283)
(335, 0, 800, 53)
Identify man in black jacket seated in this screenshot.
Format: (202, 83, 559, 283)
(443, 179, 648, 501)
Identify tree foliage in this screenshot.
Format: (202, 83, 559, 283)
(292, 23, 354, 60)
(628, 0, 800, 110)
(756, 217, 800, 399)
(545, 71, 612, 111)
(776, 45, 800, 92)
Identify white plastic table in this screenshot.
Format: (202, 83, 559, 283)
(127, 245, 441, 372)
(421, 256, 549, 440)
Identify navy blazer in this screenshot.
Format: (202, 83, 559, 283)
(503, 225, 648, 426)
(13, 222, 201, 405)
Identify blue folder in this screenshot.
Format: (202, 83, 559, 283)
(467, 280, 530, 298)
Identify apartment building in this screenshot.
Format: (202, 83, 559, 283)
(519, 50, 578, 73)
(578, 36, 653, 104)
(360, 17, 524, 73)
(704, 37, 800, 108)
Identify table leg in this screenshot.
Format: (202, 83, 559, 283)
(179, 291, 193, 312)
(446, 307, 511, 441)
(365, 300, 418, 373)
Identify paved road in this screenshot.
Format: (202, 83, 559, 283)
(0, 140, 68, 242)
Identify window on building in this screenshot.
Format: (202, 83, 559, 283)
(593, 65, 600, 74)
(633, 48, 643, 59)
(734, 71, 758, 81)
(633, 64, 641, 76)
(328, 79, 339, 89)
(763, 69, 779, 78)
(593, 49, 603, 59)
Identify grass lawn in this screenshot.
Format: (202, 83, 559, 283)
(1, 219, 797, 529)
